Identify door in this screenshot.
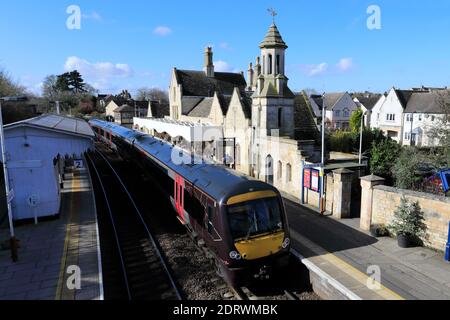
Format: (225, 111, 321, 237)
(174, 174, 185, 222)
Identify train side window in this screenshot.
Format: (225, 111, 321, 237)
(206, 205, 214, 234)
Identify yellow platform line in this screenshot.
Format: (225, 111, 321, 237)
(320, 252, 404, 300)
(292, 230, 405, 300)
(55, 174, 79, 300)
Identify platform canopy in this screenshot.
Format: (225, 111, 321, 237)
(133, 117, 223, 143)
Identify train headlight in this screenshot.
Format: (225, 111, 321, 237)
(229, 251, 242, 260)
(282, 238, 290, 249)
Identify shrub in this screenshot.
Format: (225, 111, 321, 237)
(388, 197, 427, 241)
(349, 108, 363, 132)
(329, 128, 386, 154)
(392, 147, 426, 189)
(370, 139, 401, 184)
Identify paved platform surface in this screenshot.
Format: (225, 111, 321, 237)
(0, 165, 102, 300)
(283, 194, 450, 300)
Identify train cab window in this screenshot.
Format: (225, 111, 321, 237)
(227, 197, 283, 241)
(100, 129, 104, 136)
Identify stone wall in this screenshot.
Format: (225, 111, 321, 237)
(371, 185, 450, 252)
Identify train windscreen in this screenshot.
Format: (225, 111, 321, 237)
(227, 197, 283, 241)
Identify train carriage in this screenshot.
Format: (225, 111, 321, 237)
(90, 119, 290, 286)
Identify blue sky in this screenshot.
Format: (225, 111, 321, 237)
(1, 0, 450, 96)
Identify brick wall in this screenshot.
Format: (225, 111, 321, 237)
(372, 185, 450, 252)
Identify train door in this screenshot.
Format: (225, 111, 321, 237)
(174, 174, 185, 223)
(204, 201, 221, 243)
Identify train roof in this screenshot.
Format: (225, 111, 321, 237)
(89, 119, 278, 204)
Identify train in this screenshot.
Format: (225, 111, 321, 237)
(89, 119, 291, 286)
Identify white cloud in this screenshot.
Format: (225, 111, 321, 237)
(214, 60, 233, 72)
(305, 63, 329, 76)
(153, 26, 172, 36)
(219, 42, 231, 50)
(336, 58, 353, 72)
(82, 11, 102, 21)
(64, 56, 133, 78)
(300, 58, 354, 77)
(63, 56, 133, 92)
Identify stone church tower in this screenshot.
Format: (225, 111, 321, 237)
(250, 23, 295, 138)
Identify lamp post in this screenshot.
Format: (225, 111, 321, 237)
(0, 96, 27, 262)
(321, 93, 326, 167)
(320, 93, 326, 213)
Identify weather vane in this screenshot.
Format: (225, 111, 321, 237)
(267, 8, 277, 23)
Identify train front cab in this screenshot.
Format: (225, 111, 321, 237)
(220, 190, 291, 286)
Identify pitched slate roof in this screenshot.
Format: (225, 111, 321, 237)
(259, 23, 288, 49)
(181, 96, 204, 115)
(405, 91, 450, 114)
(113, 104, 135, 113)
(149, 101, 170, 118)
(294, 92, 319, 141)
(187, 98, 214, 117)
(175, 69, 246, 97)
(353, 93, 383, 111)
(311, 92, 346, 110)
(394, 90, 414, 109)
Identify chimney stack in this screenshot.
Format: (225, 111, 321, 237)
(247, 63, 254, 91)
(204, 47, 214, 77)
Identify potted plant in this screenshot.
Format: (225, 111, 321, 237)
(388, 197, 427, 248)
(370, 224, 389, 237)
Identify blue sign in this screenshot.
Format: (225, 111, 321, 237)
(440, 169, 450, 193)
(446, 222, 450, 263)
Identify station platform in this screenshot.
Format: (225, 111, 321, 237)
(0, 165, 103, 300)
(283, 194, 450, 300)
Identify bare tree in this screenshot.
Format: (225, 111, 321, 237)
(0, 68, 26, 97)
(428, 90, 450, 168)
(429, 91, 450, 146)
(136, 87, 168, 104)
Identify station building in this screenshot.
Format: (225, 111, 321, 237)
(2, 114, 95, 221)
(136, 22, 321, 199)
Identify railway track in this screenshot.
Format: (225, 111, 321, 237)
(86, 150, 183, 300)
(229, 286, 300, 301)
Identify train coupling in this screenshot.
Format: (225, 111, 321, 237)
(253, 265, 272, 280)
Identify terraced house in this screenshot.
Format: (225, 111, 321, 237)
(371, 87, 449, 146)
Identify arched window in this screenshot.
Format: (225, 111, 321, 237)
(286, 163, 292, 183)
(276, 55, 280, 74)
(268, 54, 273, 74)
(278, 108, 282, 128)
(265, 155, 273, 185)
(278, 161, 282, 180)
(262, 55, 265, 74)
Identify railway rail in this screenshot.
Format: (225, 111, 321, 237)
(86, 150, 183, 300)
(229, 286, 301, 301)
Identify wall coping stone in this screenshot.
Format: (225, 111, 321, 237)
(333, 168, 353, 175)
(360, 174, 385, 182)
(373, 185, 450, 203)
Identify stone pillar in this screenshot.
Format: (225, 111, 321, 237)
(332, 169, 353, 219)
(325, 173, 334, 213)
(360, 175, 385, 231)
